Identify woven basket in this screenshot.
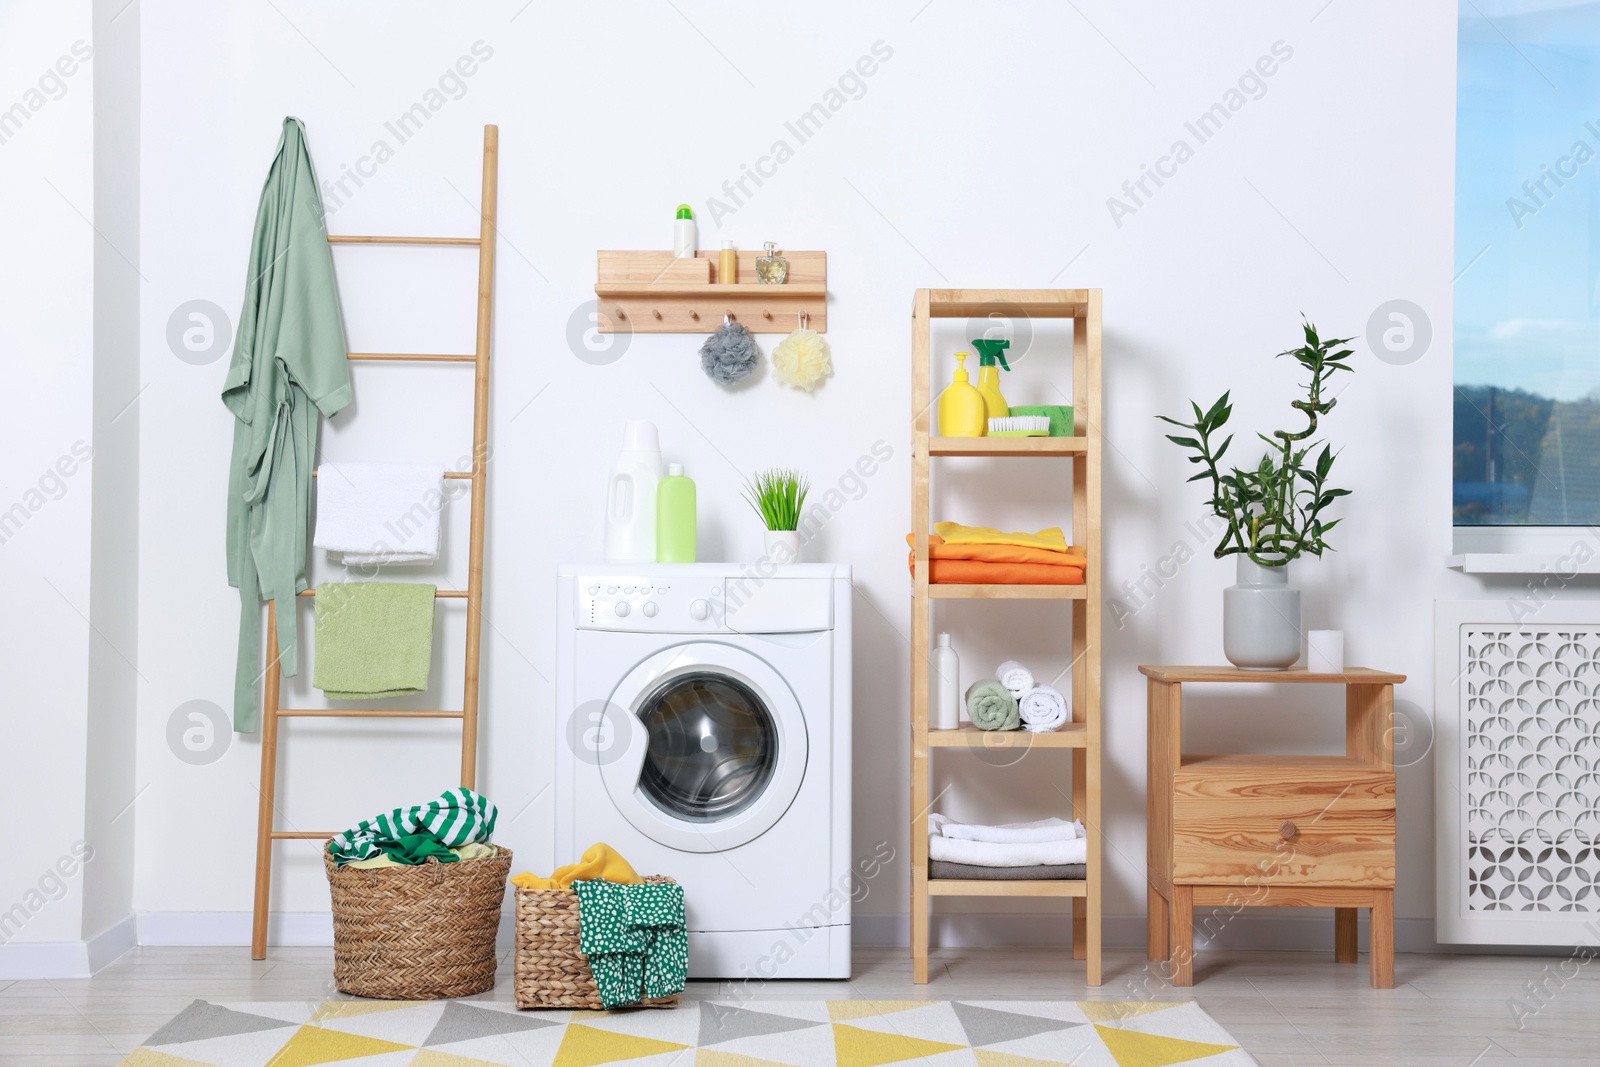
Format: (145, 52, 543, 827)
(324, 845, 512, 1000)
(513, 875, 681, 1009)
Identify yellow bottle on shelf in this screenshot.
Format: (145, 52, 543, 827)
(937, 352, 987, 437)
(971, 338, 1011, 422)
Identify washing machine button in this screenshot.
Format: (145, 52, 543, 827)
(624, 585, 635, 594)
(690, 599, 709, 621)
(642, 602, 658, 618)
(614, 601, 631, 618)
(607, 585, 618, 594)
(587, 584, 599, 595)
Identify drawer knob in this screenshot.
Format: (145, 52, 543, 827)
(1279, 821, 1298, 840)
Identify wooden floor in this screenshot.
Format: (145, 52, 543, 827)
(1, 945, 1594, 1065)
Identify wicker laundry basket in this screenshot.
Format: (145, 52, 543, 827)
(513, 875, 681, 1009)
(324, 845, 512, 1000)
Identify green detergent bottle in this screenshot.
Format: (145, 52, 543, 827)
(971, 338, 1011, 420)
(656, 463, 696, 562)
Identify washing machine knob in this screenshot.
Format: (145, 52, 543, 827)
(614, 601, 631, 618)
(690, 599, 709, 620)
(642, 602, 658, 618)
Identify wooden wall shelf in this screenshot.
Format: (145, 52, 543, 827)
(594, 250, 826, 333)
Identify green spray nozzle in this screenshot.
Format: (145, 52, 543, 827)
(971, 338, 1011, 371)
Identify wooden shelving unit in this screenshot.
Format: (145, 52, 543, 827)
(909, 287, 1102, 985)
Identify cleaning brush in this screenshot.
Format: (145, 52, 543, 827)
(987, 415, 1051, 437)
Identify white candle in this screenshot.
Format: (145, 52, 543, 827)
(1308, 630, 1345, 673)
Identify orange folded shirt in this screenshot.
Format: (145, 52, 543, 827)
(905, 533, 1087, 568)
(911, 558, 1085, 585)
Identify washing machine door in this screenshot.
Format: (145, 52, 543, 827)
(597, 641, 808, 854)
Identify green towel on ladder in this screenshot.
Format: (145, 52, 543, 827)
(573, 880, 688, 1008)
(312, 582, 435, 698)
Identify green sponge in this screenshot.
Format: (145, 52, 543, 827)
(1009, 405, 1073, 437)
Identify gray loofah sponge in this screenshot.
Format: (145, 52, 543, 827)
(700, 321, 761, 386)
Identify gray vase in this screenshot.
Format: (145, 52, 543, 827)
(1223, 556, 1301, 670)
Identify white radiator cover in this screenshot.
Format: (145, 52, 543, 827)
(1436, 600, 1600, 945)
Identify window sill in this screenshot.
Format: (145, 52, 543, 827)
(1447, 553, 1600, 575)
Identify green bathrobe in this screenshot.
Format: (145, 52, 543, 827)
(223, 117, 351, 732)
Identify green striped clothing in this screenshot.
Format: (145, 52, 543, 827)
(328, 788, 497, 866)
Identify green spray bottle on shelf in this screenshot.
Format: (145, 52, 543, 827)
(971, 338, 1011, 421)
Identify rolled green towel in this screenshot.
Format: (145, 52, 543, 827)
(966, 679, 1021, 731)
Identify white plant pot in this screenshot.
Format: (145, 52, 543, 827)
(763, 530, 800, 564)
(1223, 556, 1302, 670)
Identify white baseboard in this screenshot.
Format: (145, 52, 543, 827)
(137, 911, 517, 948)
(86, 914, 136, 971)
(856, 912, 1445, 953)
(146, 909, 1578, 958)
(0, 939, 90, 979)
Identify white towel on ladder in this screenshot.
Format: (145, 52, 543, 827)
(314, 462, 446, 566)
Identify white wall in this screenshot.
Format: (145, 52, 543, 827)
(0, 0, 99, 974)
(81, 0, 140, 965)
(133, 0, 1468, 949)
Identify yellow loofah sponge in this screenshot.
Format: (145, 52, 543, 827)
(771, 326, 832, 391)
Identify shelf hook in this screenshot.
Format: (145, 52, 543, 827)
(652, 309, 663, 320)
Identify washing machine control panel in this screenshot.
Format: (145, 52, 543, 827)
(576, 575, 727, 632)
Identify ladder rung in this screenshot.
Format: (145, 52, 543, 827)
(328, 235, 480, 246)
(277, 708, 466, 718)
(347, 352, 477, 363)
(270, 831, 335, 839)
(296, 588, 469, 598)
(312, 469, 472, 480)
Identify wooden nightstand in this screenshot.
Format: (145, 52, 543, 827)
(1140, 665, 1406, 988)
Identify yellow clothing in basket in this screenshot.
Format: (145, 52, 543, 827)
(511, 842, 643, 890)
(933, 522, 1069, 553)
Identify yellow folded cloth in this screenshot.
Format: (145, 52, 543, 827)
(511, 842, 643, 890)
(345, 841, 497, 870)
(933, 522, 1069, 552)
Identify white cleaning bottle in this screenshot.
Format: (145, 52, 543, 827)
(604, 421, 665, 563)
(931, 632, 960, 730)
(673, 204, 696, 258)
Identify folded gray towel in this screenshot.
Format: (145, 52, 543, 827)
(929, 860, 1086, 881)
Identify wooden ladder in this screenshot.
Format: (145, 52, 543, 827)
(250, 125, 498, 960)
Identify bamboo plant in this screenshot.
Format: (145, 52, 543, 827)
(743, 468, 810, 531)
(1157, 320, 1354, 566)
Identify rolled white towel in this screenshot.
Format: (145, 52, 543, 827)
(930, 813, 1083, 843)
(928, 833, 1087, 868)
(1019, 684, 1068, 732)
(996, 660, 1034, 699)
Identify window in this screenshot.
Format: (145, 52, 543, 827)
(1455, 1, 1600, 525)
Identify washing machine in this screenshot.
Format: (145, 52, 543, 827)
(555, 563, 852, 980)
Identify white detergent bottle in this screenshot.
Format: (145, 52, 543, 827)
(931, 632, 961, 730)
(604, 421, 665, 563)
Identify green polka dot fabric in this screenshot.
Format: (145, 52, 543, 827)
(572, 879, 688, 1008)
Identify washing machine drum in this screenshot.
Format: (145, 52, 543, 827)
(598, 642, 809, 853)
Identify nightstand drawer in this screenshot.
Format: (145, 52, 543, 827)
(1172, 756, 1395, 887)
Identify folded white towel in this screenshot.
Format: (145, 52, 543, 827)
(930, 813, 1083, 843)
(996, 660, 1034, 699)
(314, 462, 446, 566)
(1019, 684, 1068, 732)
(928, 832, 1087, 868)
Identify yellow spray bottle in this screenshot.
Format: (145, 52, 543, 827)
(970, 338, 1011, 421)
(937, 352, 987, 437)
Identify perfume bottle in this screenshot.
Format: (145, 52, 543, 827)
(756, 242, 788, 285)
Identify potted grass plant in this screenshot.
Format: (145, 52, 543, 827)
(744, 468, 810, 563)
(1158, 319, 1354, 670)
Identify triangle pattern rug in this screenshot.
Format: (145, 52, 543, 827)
(117, 998, 1257, 1066)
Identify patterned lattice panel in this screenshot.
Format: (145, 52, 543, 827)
(1463, 628, 1600, 912)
